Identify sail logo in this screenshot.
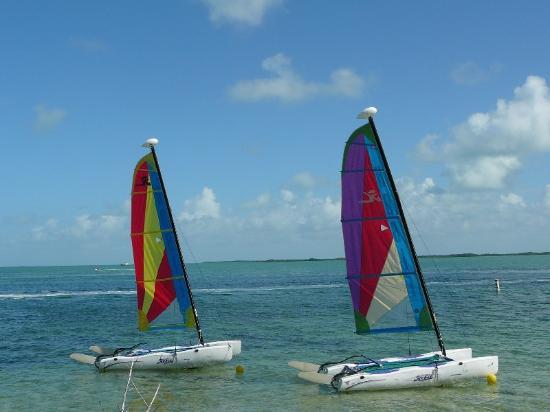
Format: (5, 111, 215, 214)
(137, 176, 151, 187)
(359, 190, 381, 204)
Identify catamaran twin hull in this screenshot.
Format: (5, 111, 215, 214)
(289, 107, 499, 393)
(71, 141, 242, 373)
(71, 340, 241, 371)
(292, 348, 498, 392)
(98, 340, 241, 371)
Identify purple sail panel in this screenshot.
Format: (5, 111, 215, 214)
(342, 172, 365, 221)
(341, 133, 367, 314)
(342, 221, 361, 311)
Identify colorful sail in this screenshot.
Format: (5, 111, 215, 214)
(131, 153, 195, 331)
(341, 123, 433, 334)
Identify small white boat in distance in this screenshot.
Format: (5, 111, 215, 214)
(290, 108, 497, 391)
(71, 138, 241, 371)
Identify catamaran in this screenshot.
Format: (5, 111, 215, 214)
(289, 107, 497, 391)
(70, 138, 241, 371)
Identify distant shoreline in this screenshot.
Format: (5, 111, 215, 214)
(419, 251, 550, 258)
(210, 251, 550, 263)
(4, 251, 550, 268)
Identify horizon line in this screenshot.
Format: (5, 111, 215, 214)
(2, 251, 550, 268)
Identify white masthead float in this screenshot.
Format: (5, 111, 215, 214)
(289, 107, 498, 391)
(71, 138, 241, 371)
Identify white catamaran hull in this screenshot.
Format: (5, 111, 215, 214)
(337, 356, 498, 392)
(294, 348, 498, 392)
(323, 348, 472, 375)
(91, 340, 240, 371)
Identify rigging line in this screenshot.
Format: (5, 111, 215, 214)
(400, 195, 468, 342)
(176, 228, 207, 346)
(403, 289, 413, 356)
(175, 222, 206, 281)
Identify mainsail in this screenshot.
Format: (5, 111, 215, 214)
(341, 119, 435, 335)
(131, 152, 197, 333)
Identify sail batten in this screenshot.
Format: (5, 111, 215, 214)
(342, 216, 400, 222)
(341, 122, 434, 334)
(131, 152, 195, 332)
(131, 229, 174, 236)
(136, 275, 186, 283)
(347, 271, 417, 279)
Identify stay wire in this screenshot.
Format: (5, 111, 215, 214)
(400, 200, 443, 352)
(400, 196, 468, 344)
(175, 223, 205, 346)
(176, 223, 205, 278)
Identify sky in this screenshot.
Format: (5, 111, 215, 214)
(2, 0, 550, 266)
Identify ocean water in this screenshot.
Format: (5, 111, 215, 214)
(1, 256, 549, 411)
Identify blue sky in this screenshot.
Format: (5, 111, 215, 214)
(2, 0, 550, 266)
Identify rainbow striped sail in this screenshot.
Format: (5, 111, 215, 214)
(341, 122, 434, 334)
(131, 153, 195, 331)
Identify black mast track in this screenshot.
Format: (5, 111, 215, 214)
(367, 116, 446, 356)
(149, 145, 205, 346)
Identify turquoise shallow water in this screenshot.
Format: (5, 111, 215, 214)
(1, 255, 549, 411)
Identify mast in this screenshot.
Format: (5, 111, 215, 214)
(144, 139, 205, 345)
(363, 108, 446, 356)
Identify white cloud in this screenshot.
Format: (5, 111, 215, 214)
(319, 196, 340, 222)
(31, 213, 126, 241)
(448, 76, 550, 156)
(21, 176, 550, 264)
(98, 214, 125, 231)
(415, 134, 440, 161)
(179, 187, 221, 221)
(500, 192, 526, 207)
(396, 176, 550, 254)
(544, 185, 550, 210)
(450, 61, 502, 85)
(229, 53, 365, 102)
(281, 189, 295, 202)
(22, 208, 129, 265)
(420, 177, 436, 192)
(200, 0, 282, 26)
(34, 105, 66, 132)
(178, 178, 547, 258)
(71, 214, 94, 237)
(448, 77, 550, 185)
(245, 192, 340, 232)
(328, 68, 366, 97)
(244, 192, 271, 208)
(418, 76, 550, 189)
(292, 171, 317, 189)
(68, 213, 125, 237)
(450, 155, 521, 189)
(174, 186, 342, 261)
(27, 185, 342, 261)
(31, 218, 58, 241)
